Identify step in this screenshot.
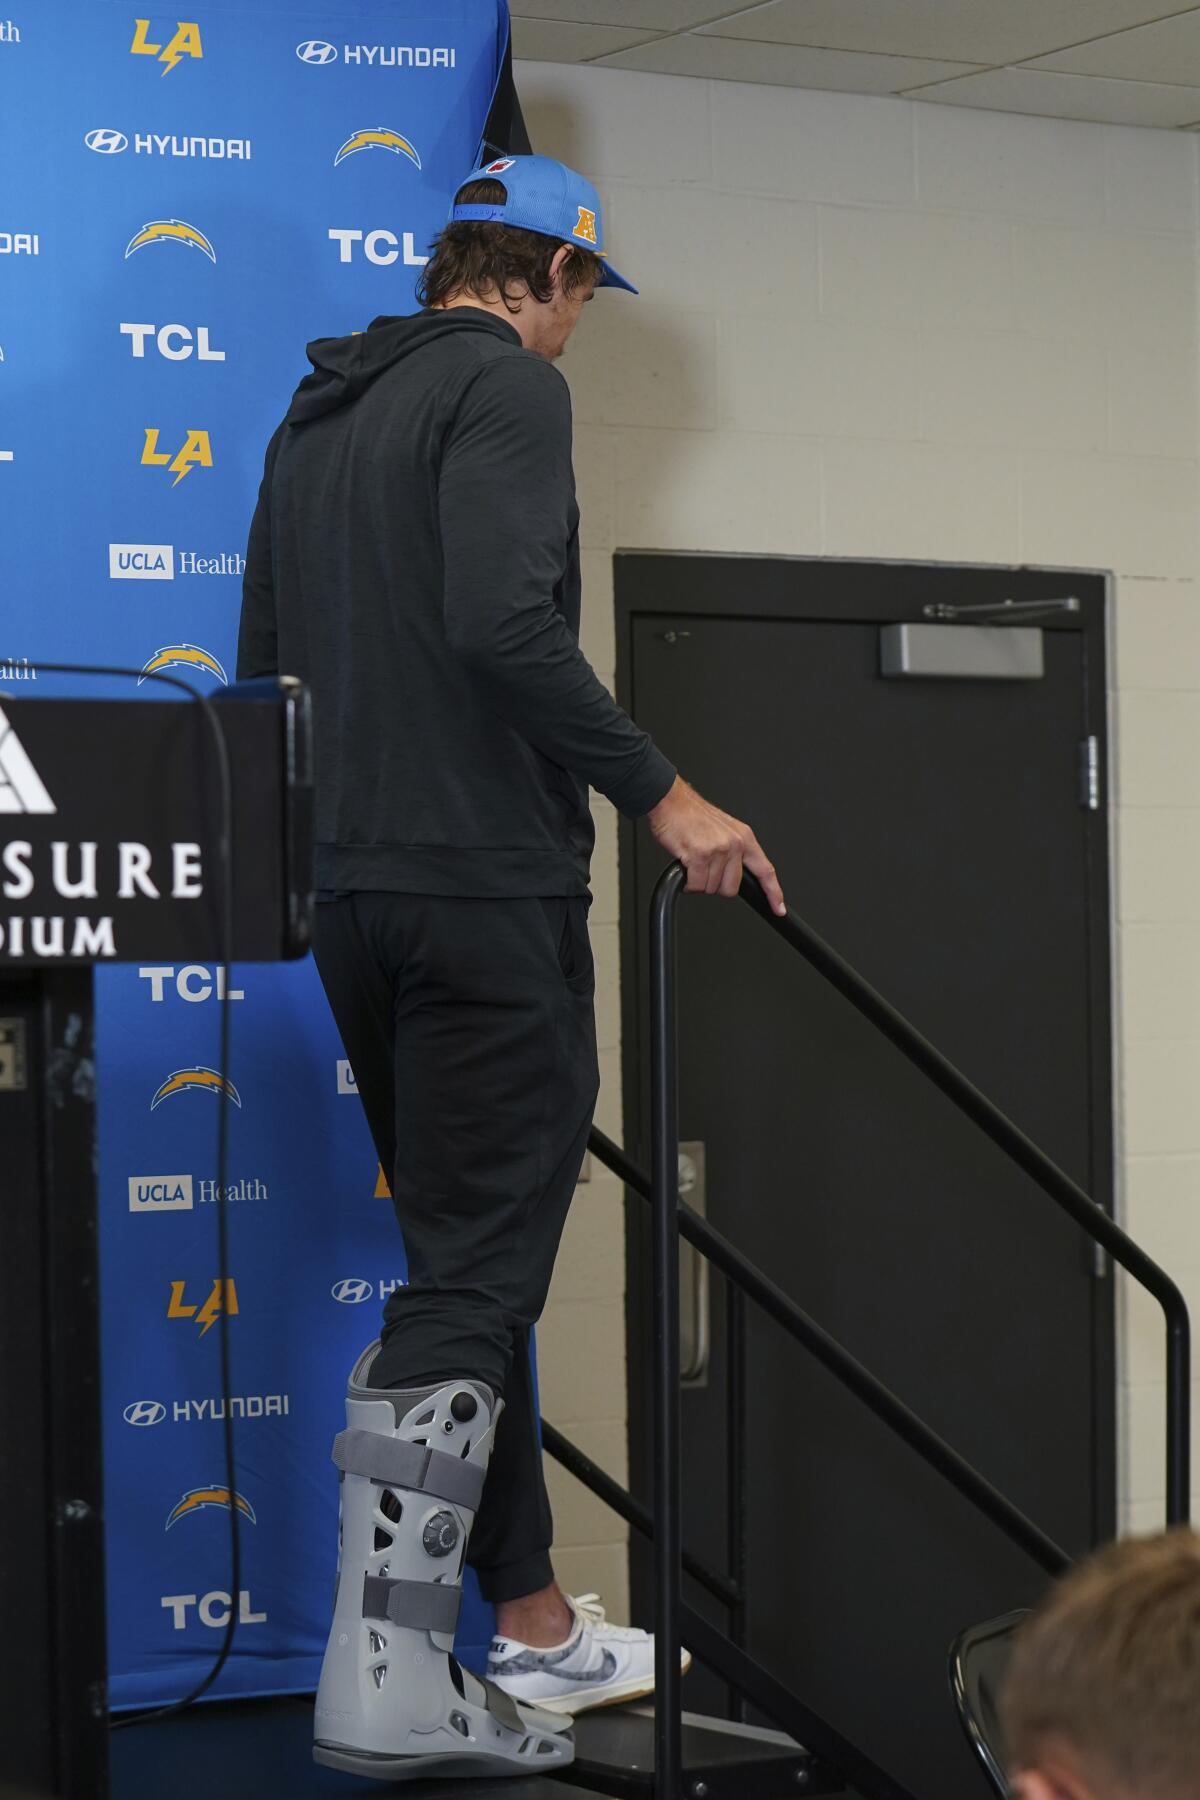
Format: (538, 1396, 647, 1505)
(108, 1693, 609, 1798)
(560, 1706, 844, 1799)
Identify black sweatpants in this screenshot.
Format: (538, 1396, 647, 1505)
(311, 890, 600, 1605)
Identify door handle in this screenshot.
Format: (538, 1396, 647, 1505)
(678, 1141, 709, 1387)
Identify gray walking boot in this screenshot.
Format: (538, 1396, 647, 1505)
(313, 1340, 574, 1782)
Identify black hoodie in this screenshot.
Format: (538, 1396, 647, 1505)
(236, 307, 677, 899)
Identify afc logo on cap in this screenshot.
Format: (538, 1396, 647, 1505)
(573, 206, 597, 245)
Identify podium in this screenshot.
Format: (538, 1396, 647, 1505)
(0, 681, 313, 1800)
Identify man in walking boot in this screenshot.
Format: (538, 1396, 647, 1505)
(238, 152, 786, 1779)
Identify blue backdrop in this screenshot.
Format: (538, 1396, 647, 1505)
(1, 0, 511, 1707)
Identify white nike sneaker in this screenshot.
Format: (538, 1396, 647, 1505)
(486, 1592, 692, 1716)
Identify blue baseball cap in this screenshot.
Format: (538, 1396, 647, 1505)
(450, 152, 637, 294)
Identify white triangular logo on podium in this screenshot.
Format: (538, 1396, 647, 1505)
(0, 702, 56, 814)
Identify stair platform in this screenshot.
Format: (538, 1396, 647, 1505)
(110, 1693, 845, 1798)
(564, 1705, 842, 1798)
(109, 1693, 603, 1798)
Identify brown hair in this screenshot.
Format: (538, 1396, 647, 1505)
(1000, 1530, 1200, 1798)
(416, 177, 600, 312)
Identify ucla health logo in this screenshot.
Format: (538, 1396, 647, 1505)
(112, 545, 173, 580)
(140, 645, 228, 686)
(150, 1066, 241, 1108)
(129, 1174, 194, 1213)
(125, 219, 216, 262)
(334, 128, 421, 170)
(165, 1487, 256, 1531)
(140, 428, 213, 486)
(130, 18, 202, 75)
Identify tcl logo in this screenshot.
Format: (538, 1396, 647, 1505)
(139, 965, 244, 1002)
(328, 228, 428, 267)
(121, 323, 225, 362)
(161, 1591, 266, 1631)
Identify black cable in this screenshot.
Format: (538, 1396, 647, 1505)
(25, 663, 240, 1727)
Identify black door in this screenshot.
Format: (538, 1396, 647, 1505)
(617, 556, 1114, 1800)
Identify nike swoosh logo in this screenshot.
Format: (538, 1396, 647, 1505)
(489, 1646, 618, 1684)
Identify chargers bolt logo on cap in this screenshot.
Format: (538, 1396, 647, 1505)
(450, 152, 637, 293)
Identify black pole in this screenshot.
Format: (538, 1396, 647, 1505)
(735, 877, 1192, 1526)
(650, 863, 684, 1799)
(726, 1282, 749, 1720)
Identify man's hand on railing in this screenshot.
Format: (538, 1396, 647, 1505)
(645, 775, 787, 915)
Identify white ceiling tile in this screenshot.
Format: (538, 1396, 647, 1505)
(1024, 9, 1200, 84)
(594, 33, 981, 91)
(695, 0, 1196, 67)
(510, 1, 755, 28)
(511, 17, 664, 61)
(902, 65, 1200, 127)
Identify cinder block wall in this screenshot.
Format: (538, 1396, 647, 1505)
(522, 60, 1200, 1604)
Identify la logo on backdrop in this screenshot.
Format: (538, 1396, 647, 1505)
(1, 0, 515, 1707)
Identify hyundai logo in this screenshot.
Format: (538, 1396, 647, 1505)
(85, 127, 129, 154)
(297, 39, 336, 64)
(331, 1277, 372, 1305)
(124, 1400, 166, 1426)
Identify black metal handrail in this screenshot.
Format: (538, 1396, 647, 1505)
(590, 1125, 1071, 1576)
(643, 860, 1191, 1799)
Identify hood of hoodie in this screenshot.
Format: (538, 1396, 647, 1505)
(285, 307, 523, 427)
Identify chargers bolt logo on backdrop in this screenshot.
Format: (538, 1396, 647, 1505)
(139, 644, 227, 685)
(334, 128, 421, 170)
(140, 428, 213, 486)
(130, 18, 203, 75)
(125, 219, 216, 262)
(165, 1487, 256, 1531)
(167, 1277, 239, 1338)
(150, 1066, 241, 1109)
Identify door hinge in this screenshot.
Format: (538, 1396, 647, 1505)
(1079, 736, 1100, 811)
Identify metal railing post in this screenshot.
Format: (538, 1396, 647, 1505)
(651, 863, 685, 1800)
